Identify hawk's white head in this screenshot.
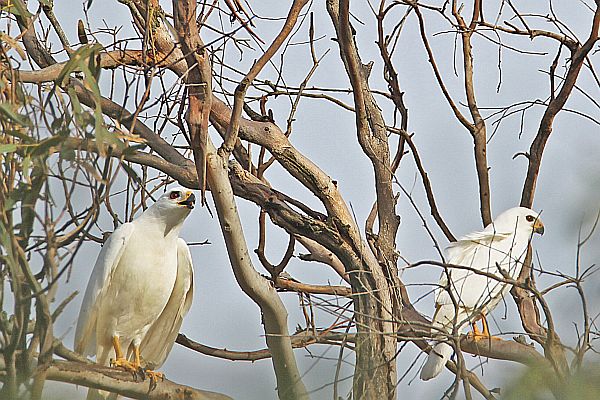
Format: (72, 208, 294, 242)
(144, 187, 196, 233)
(157, 187, 196, 210)
(491, 206, 544, 236)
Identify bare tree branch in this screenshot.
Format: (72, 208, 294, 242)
(40, 360, 232, 400)
(520, 4, 600, 207)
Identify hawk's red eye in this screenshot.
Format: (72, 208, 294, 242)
(169, 191, 180, 199)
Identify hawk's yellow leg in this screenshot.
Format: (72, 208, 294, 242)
(467, 315, 502, 341)
(110, 336, 141, 374)
(110, 336, 164, 386)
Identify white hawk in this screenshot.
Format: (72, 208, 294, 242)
(420, 206, 544, 381)
(75, 187, 195, 389)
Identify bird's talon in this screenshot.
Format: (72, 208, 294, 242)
(466, 331, 502, 342)
(144, 369, 164, 390)
(136, 367, 146, 381)
(110, 357, 141, 375)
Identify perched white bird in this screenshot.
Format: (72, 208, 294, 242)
(420, 207, 544, 381)
(75, 187, 195, 392)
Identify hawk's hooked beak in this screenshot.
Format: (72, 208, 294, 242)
(533, 219, 544, 235)
(178, 192, 195, 209)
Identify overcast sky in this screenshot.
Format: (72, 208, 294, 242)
(16, 1, 600, 399)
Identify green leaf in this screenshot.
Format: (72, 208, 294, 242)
(0, 144, 17, 153)
(67, 86, 83, 115)
(0, 32, 26, 60)
(88, 47, 101, 81)
(50, 115, 64, 132)
(22, 156, 32, 181)
(4, 129, 33, 143)
(47, 44, 103, 108)
(60, 147, 75, 161)
(94, 124, 125, 156)
(54, 44, 103, 87)
(4, 182, 31, 212)
(4, 2, 32, 18)
(31, 135, 64, 157)
(66, 86, 94, 130)
(0, 103, 31, 127)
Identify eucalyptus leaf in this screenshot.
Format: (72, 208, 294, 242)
(0, 144, 17, 153)
(31, 136, 65, 157)
(0, 103, 31, 127)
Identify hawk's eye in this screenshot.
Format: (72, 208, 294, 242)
(169, 191, 180, 200)
(526, 215, 535, 222)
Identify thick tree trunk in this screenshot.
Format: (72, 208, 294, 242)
(352, 287, 398, 400)
(326, 1, 400, 397)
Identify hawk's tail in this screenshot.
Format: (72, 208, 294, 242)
(420, 342, 453, 381)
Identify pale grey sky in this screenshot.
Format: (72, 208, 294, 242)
(17, 1, 600, 399)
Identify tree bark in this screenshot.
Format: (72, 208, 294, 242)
(205, 139, 309, 400)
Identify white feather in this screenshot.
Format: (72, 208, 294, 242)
(140, 238, 194, 368)
(75, 223, 135, 357)
(74, 187, 195, 374)
(420, 342, 453, 381)
(421, 207, 543, 380)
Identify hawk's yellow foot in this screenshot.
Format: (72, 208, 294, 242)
(110, 336, 144, 378)
(467, 321, 483, 338)
(467, 315, 502, 341)
(143, 369, 165, 390)
(110, 357, 141, 374)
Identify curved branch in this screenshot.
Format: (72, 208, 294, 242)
(452, 0, 491, 226)
(391, 128, 455, 242)
(255, 211, 295, 277)
(221, 0, 310, 153)
(296, 235, 349, 282)
(520, 4, 600, 207)
(171, 1, 310, 397)
(176, 331, 350, 362)
(16, 50, 147, 83)
(205, 137, 310, 400)
(478, 21, 578, 51)
(43, 360, 232, 400)
(273, 277, 352, 297)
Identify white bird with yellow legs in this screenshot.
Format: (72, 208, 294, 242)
(420, 207, 545, 381)
(74, 187, 195, 398)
